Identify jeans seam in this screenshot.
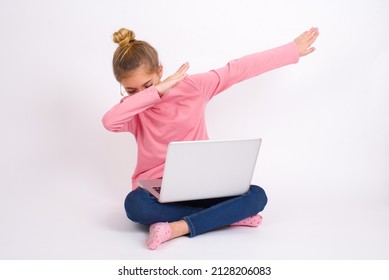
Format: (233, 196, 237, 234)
(184, 217, 196, 237)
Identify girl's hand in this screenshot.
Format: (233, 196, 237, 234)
(294, 27, 319, 57)
(156, 62, 190, 96)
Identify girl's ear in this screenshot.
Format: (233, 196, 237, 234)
(158, 65, 163, 78)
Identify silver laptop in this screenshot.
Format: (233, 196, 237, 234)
(137, 138, 262, 203)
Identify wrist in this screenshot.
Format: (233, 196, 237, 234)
(155, 84, 163, 97)
(155, 84, 168, 97)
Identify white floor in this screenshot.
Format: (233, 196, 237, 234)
(1, 175, 388, 260)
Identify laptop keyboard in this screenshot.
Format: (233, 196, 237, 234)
(153, 186, 161, 194)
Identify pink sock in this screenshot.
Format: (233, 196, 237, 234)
(146, 222, 172, 250)
(231, 214, 263, 227)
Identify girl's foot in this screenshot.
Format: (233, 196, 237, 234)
(146, 222, 172, 250)
(231, 214, 263, 227)
(146, 220, 189, 250)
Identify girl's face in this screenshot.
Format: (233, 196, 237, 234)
(120, 65, 163, 96)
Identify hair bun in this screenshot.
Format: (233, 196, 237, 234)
(113, 28, 136, 47)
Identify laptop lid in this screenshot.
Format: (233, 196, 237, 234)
(156, 138, 261, 203)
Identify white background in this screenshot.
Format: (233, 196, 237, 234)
(0, 0, 388, 259)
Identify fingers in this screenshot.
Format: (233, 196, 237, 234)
(295, 27, 319, 57)
(174, 62, 190, 81)
(305, 28, 319, 54)
(180, 62, 190, 71)
(308, 27, 318, 35)
(304, 47, 316, 56)
(309, 29, 319, 44)
(305, 27, 319, 45)
(156, 62, 190, 95)
(170, 62, 190, 81)
(299, 27, 314, 39)
(298, 27, 319, 42)
(173, 62, 189, 82)
(175, 62, 190, 75)
(308, 27, 319, 41)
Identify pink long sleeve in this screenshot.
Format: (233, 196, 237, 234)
(102, 42, 299, 189)
(102, 87, 161, 132)
(189, 42, 299, 100)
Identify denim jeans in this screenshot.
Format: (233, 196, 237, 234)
(124, 185, 268, 237)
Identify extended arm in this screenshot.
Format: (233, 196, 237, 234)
(140, 27, 319, 99)
(189, 27, 320, 99)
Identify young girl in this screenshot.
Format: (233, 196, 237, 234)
(102, 27, 319, 250)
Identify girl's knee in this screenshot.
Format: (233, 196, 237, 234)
(249, 185, 268, 212)
(124, 188, 151, 224)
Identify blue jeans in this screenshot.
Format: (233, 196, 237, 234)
(124, 185, 268, 237)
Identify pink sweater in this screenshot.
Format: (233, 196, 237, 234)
(102, 42, 299, 189)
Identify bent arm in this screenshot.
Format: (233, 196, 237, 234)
(102, 87, 160, 132)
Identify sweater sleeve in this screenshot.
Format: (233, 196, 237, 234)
(188, 42, 300, 100)
(102, 86, 161, 132)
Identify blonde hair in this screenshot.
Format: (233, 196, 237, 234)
(112, 28, 160, 81)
